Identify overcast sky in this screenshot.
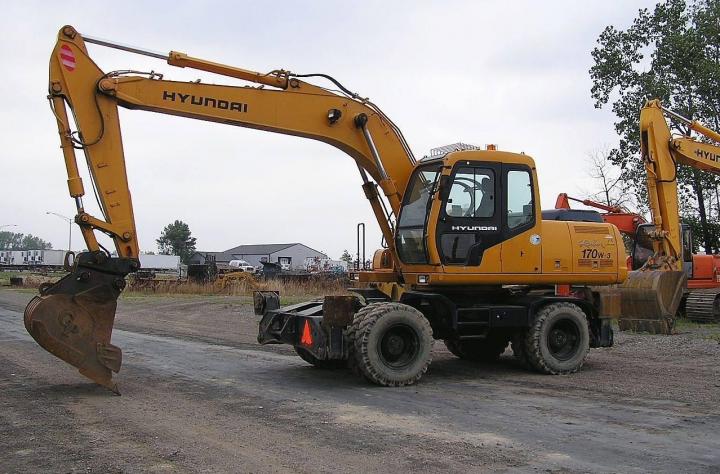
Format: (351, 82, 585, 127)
(1, 0, 657, 259)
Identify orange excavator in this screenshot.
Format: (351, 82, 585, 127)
(551, 193, 720, 323)
(552, 194, 646, 241)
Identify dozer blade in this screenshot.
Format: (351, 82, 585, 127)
(616, 270, 687, 335)
(23, 251, 136, 393)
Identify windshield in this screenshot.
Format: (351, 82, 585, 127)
(396, 164, 442, 264)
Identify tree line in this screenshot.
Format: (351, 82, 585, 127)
(0, 232, 53, 250)
(590, 0, 720, 253)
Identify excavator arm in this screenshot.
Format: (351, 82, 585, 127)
(639, 99, 720, 269)
(26, 25, 416, 391)
(554, 193, 646, 236)
(616, 99, 720, 333)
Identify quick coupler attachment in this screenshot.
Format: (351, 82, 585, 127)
(23, 251, 138, 393)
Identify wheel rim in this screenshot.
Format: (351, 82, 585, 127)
(378, 323, 420, 368)
(546, 318, 581, 361)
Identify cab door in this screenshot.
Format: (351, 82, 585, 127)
(435, 162, 503, 272)
(500, 166, 541, 273)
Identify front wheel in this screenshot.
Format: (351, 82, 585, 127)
(523, 302, 589, 375)
(349, 303, 433, 386)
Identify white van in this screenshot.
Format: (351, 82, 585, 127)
(228, 260, 256, 273)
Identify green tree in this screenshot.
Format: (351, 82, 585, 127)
(590, 0, 720, 253)
(156, 220, 197, 264)
(340, 249, 353, 265)
(0, 232, 52, 250)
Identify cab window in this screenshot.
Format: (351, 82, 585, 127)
(396, 164, 442, 264)
(506, 170, 533, 229)
(444, 167, 494, 218)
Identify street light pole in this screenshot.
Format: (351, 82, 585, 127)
(46, 212, 72, 251)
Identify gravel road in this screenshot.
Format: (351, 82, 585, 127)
(1, 289, 719, 473)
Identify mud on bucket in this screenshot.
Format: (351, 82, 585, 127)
(616, 270, 687, 335)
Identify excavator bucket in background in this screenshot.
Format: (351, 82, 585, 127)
(616, 270, 687, 334)
(23, 251, 136, 393)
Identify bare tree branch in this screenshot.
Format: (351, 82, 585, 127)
(584, 147, 634, 209)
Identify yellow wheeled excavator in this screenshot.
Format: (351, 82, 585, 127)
(27, 25, 637, 392)
(613, 100, 720, 333)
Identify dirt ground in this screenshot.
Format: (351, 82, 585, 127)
(1, 288, 719, 473)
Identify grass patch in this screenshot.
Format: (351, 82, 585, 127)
(1, 270, 347, 301)
(0, 270, 65, 288)
(675, 318, 720, 331)
(675, 317, 720, 342)
(0, 271, 21, 286)
(124, 276, 349, 300)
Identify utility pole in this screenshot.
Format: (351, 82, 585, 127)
(46, 212, 72, 251)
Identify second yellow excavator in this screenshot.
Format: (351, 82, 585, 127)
(610, 100, 720, 333)
(25, 26, 703, 392)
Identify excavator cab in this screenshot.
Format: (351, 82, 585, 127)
(394, 151, 543, 275)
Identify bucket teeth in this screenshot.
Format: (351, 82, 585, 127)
(97, 343, 122, 373)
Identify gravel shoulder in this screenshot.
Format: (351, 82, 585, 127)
(2, 288, 719, 473)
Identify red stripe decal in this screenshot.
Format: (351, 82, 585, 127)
(60, 45, 76, 71)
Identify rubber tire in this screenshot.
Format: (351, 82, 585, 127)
(294, 347, 345, 369)
(524, 302, 590, 375)
(345, 304, 375, 377)
(348, 302, 433, 386)
(444, 337, 509, 362)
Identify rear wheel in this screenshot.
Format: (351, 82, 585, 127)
(524, 303, 589, 375)
(348, 302, 433, 386)
(444, 337, 509, 362)
(294, 347, 345, 369)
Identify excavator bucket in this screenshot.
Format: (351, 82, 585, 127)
(23, 251, 136, 393)
(616, 270, 687, 334)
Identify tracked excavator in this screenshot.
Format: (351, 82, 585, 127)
(552, 193, 720, 323)
(27, 26, 638, 393)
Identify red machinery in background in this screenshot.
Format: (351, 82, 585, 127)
(554, 193, 720, 322)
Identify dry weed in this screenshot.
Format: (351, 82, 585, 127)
(126, 276, 349, 298)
